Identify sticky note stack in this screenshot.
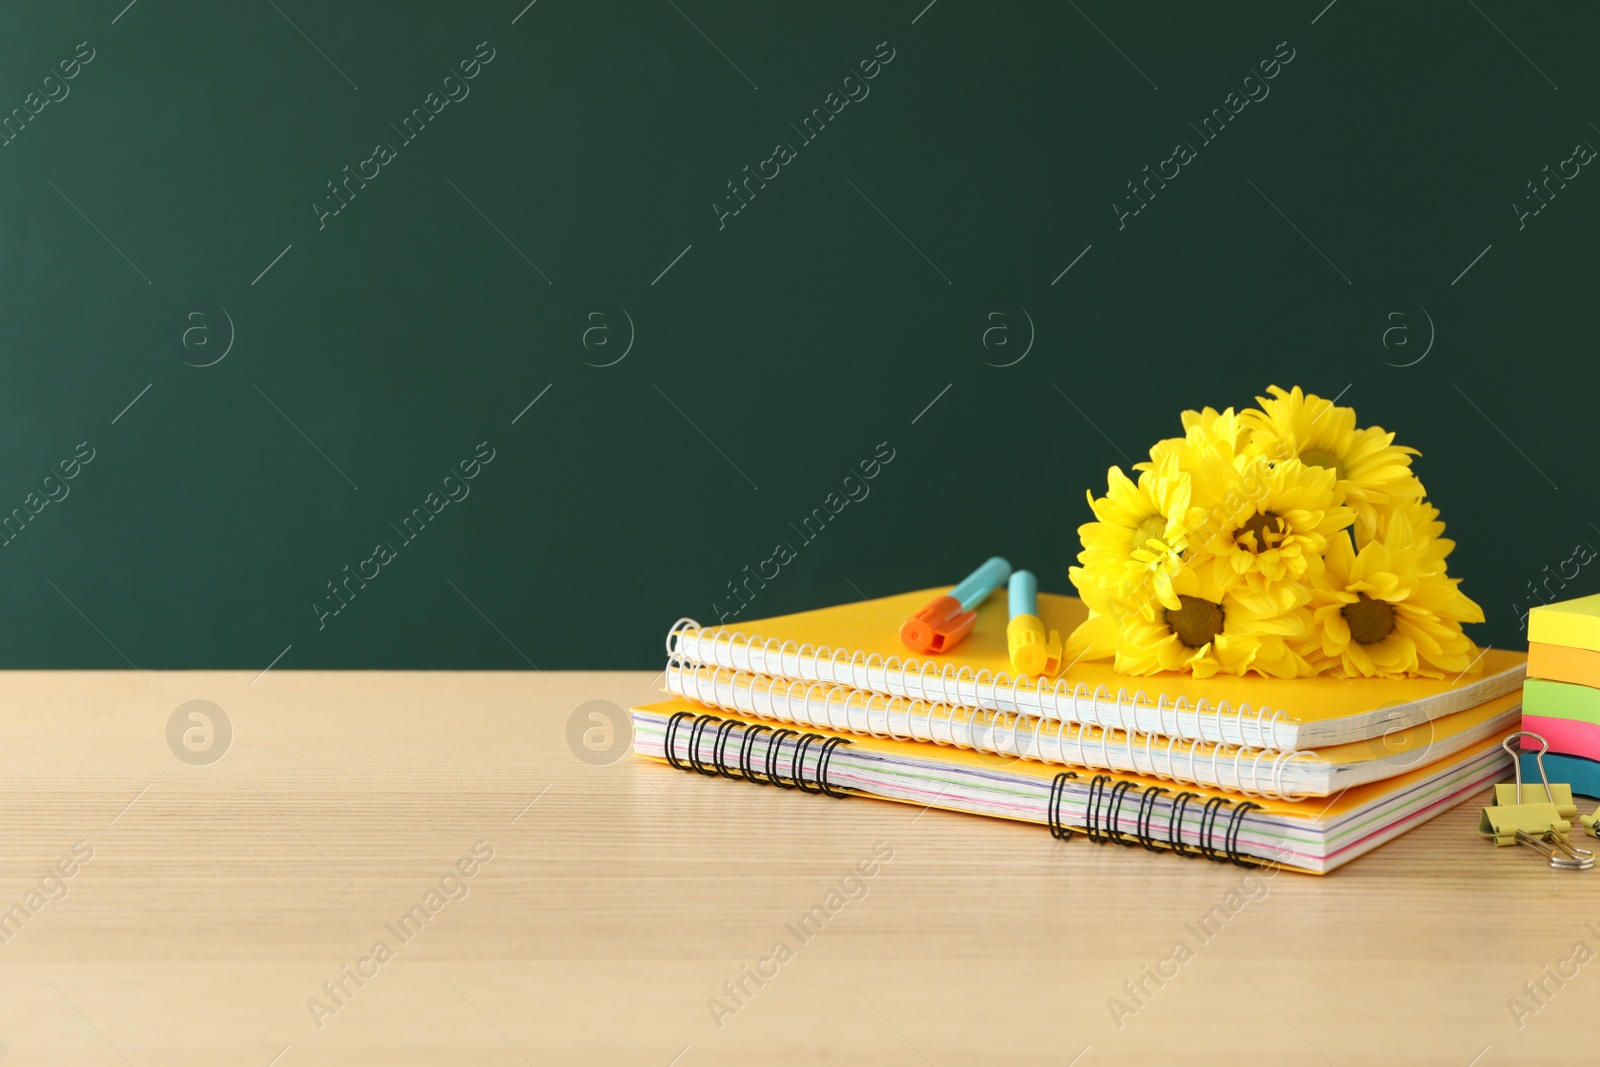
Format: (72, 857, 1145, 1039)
(1525, 593, 1600, 797)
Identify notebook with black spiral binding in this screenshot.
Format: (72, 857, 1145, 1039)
(632, 698, 1513, 874)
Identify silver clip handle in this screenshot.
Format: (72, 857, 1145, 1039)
(1502, 731, 1557, 805)
(1515, 829, 1594, 870)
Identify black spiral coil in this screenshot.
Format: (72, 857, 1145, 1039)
(1052, 773, 1266, 867)
(1047, 770, 1079, 840)
(664, 711, 852, 798)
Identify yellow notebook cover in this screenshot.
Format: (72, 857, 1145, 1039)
(670, 587, 1525, 751)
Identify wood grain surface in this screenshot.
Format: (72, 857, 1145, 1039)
(0, 670, 1590, 1065)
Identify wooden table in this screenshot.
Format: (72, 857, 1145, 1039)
(1, 670, 1590, 1065)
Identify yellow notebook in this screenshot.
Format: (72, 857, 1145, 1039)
(663, 660, 1522, 799)
(632, 698, 1511, 875)
(669, 588, 1525, 750)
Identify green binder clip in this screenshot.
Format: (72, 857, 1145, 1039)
(1494, 733, 1578, 818)
(1479, 732, 1575, 847)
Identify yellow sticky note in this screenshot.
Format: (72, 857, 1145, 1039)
(1529, 594, 1600, 653)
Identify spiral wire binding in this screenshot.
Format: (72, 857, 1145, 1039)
(765, 728, 799, 788)
(663, 660, 1315, 800)
(1051, 774, 1266, 867)
(663, 711, 852, 798)
(711, 718, 741, 779)
(1169, 791, 1200, 858)
(1105, 780, 1138, 846)
(1198, 797, 1231, 862)
(688, 714, 720, 776)
(1135, 786, 1169, 853)
(1225, 801, 1263, 868)
(1047, 771, 1079, 840)
(738, 723, 773, 784)
(793, 734, 825, 794)
(667, 617, 1298, 750)
(1085, 775, 1110, 843)
(662, 617, 1299, 751)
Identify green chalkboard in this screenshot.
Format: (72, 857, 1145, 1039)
(1, 0, 1595, 669)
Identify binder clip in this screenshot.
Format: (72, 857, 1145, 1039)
(1480, 733, 1574, 846)
(1480, 732, 1592, 870)
(1582, 808, 1600, 840)
(1494, 733, 1578, 819)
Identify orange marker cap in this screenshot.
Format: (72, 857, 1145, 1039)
(899, 594, 977, 655)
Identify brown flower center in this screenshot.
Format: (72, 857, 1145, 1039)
(1234, 511, 1288, 553)
(1165, 595, 1225, 648)
(1342, 593, 1396, 645)
(1132, 515, 1167, 551)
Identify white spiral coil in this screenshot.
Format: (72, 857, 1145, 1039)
(667, 617, 1297, 750)
(662, 659, 1314, 800)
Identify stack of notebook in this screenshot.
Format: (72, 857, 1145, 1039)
(633, 585, 1527, 874)
(1524, 594, 1600, 797)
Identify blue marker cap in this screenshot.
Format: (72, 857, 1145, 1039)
(1008, 570, 1039, 620)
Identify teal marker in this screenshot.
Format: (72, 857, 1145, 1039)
(950, 556, 1013, 611)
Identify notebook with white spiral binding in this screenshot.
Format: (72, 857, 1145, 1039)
(631, 698, 1513, 875)
(669, 587, 1526, 750)
(662, 660, 1523, 800)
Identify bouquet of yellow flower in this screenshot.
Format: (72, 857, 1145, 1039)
(1064, 386, 1485, 680)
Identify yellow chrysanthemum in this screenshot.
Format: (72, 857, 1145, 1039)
(1141, 406, 1251, 476)
(1307, 511, 1485, 678)
(1240, 385, 1424, 543)
(1191, 455, 1354, 604)
(1072, 458, 1199, 614)
(1070, 386, 1479, 681)
(1062, 578, 1121, 667)
(1070, 563, 1314, 679)
(1379, 496, 1454, 570)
